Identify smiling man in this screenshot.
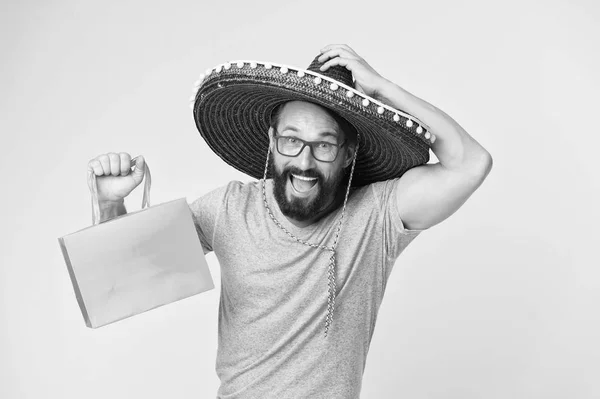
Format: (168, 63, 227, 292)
(186, 44, 492, 398)
(269, 101, 357, 227)
(90, 44, 492, 398)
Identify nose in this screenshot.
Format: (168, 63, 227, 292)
(296, 144, 317, 170)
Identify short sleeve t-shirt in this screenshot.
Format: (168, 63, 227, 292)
(188, 178, 425, 399)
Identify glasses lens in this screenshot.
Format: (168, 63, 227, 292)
(312, 143, 337, 162)
(277, 136, 303, 155)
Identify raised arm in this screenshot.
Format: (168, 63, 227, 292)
(319, 44, 493, 230)
(377, 84, 492, 230)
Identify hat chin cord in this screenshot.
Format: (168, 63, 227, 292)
(260, 135, 360, 338)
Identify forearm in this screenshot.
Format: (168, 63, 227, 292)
(377, 80, 492, 173)
(99, 199, 127, 223)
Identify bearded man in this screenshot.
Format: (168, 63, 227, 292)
(89, 44, 492, 398)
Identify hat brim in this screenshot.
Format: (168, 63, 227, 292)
(192, 61, 431, 187)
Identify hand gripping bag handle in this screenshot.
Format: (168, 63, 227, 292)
(87, 156, 152, 225)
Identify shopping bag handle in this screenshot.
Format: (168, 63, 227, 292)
(88, 156, 152, 225)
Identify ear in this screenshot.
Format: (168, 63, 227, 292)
(342, 142, 356, 168)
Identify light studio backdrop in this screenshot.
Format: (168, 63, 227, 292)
(1, 0, 598, 398)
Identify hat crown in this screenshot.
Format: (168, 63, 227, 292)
(306, 54, 353, 87)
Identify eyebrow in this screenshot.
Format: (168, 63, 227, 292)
(279, 125, 340, 140)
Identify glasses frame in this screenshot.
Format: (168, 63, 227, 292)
(272, 132, 347, 163)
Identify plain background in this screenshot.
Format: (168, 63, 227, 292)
(1, 0, 599, 398)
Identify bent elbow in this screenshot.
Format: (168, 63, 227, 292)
(474, 151, 493, 182)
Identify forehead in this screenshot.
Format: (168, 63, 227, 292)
(276, 101, 343, 139)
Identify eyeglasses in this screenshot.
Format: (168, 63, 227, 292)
(273, 133, 347, 163)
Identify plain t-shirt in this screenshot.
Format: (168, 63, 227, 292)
(188, 178, 426, 399)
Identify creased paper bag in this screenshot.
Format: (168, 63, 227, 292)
(58, 157, 214, 328)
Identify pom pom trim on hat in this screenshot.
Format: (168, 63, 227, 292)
(190, 60, 435, 145)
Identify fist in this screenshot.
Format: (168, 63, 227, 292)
(87, 152, 145, 203)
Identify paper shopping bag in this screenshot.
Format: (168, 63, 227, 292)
(58, 156, 214, 328)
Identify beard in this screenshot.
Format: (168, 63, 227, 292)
(269, 157, 348, 222)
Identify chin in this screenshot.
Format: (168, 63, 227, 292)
(269, 157, 343, 222)
(271, 177, 323, 221)
(283, 181, 322, 220)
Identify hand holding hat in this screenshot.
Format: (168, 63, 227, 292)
(318, 44, 389, 101)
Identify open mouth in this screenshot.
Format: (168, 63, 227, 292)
(290, 173, 318, 193)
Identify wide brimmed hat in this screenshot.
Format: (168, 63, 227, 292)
(190, 55, 434, 187)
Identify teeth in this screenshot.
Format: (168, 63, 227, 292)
(292, 174, 317, 181)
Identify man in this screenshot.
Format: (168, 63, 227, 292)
(88, 44, 492, 398)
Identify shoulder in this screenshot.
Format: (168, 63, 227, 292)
(222, 179, 263, 202)
(202, 179, 266, 212)
(198, 179, 259, 200)
(351, 179, 426, 233)
(338, 180, 397, 219)
(350, 179, 401, 208)
(189, 180, 251, 213)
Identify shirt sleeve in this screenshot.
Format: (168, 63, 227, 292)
(187, 183, 230, 254)
(371, 178, 427, 281)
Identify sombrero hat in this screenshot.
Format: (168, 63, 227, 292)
(190, 54, 434, 187)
